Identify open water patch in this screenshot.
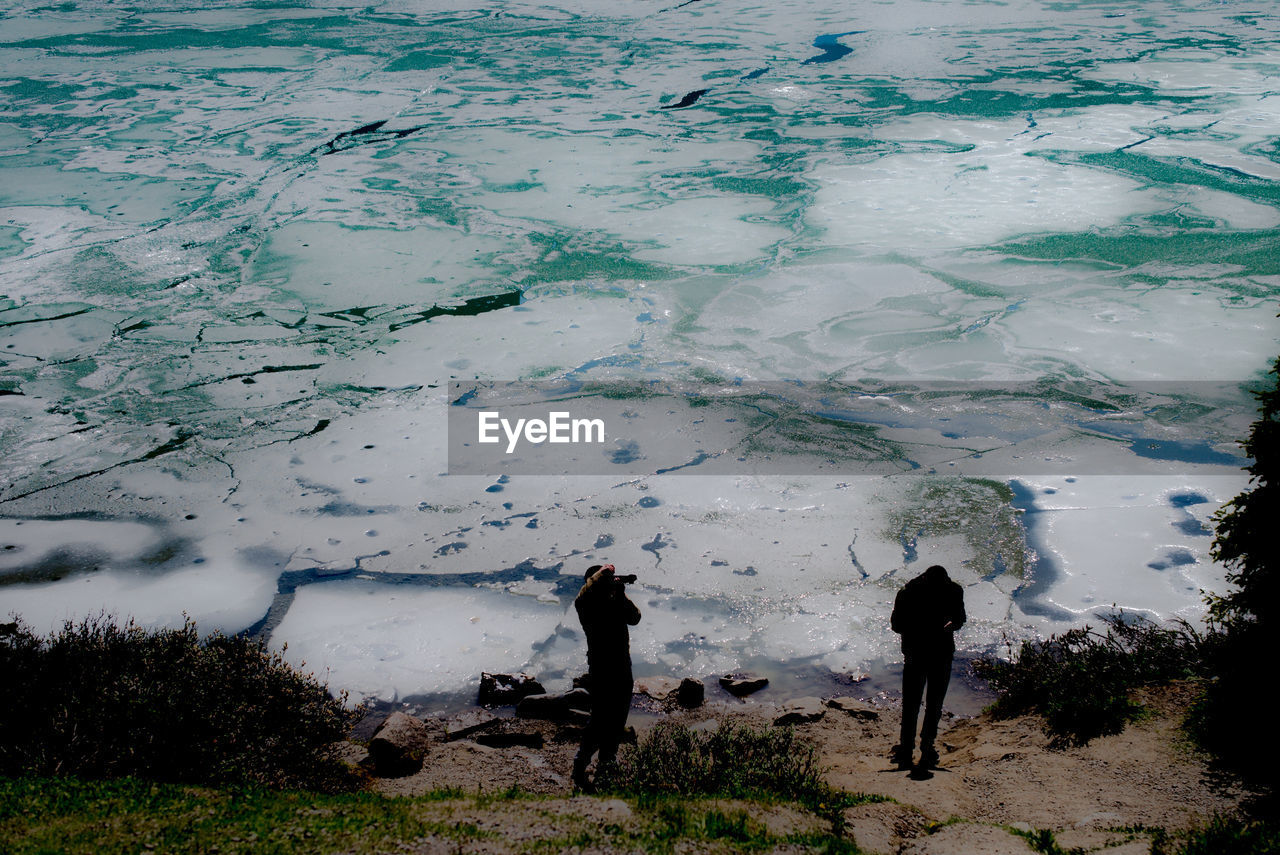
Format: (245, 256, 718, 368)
(802, 31, 863, 64)
(1147, 548, 1197, 571)
(1007, 481, 1075, 621)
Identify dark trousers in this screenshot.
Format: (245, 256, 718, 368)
(576, 681, 632, 775)
(899, 652, 953, 753)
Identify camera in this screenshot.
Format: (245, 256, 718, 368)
(615, 574, 638, 584)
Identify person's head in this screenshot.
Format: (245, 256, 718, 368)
(585, 563, 616, 582)
(924, 564, 948, 583)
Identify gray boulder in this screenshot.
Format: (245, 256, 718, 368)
(368, 711, 431, 777)
(444, 711, 502, 741)
(719, 673, 769, 697)
(330, 740, 371, 771)
(826, 696, 881, 720)
(636, 676, 704, 708)
(634, 676, 681, 701)
(565, 687, 593, 711)
(774, 697, 826, 726)
(479, 672, 545, 706)
(677, 677, 705, 708)
(516, 688, 594, 721)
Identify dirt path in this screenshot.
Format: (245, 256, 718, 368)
(815, 682, 1240, 831)
(367, 681, 1248, 854)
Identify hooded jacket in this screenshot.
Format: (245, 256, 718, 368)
(891, 565, 966, 658)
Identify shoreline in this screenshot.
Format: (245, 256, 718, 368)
(350, 653, 999, 738)
(351, 679, 1247, 853)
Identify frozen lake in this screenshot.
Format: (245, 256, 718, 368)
(1, 0, 1276, 705)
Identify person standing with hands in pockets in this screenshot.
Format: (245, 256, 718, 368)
(890, 564, 965, 771)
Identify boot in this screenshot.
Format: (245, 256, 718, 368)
(595, 758, 619, 789)
(889, 744, 913, 771)
(918, 745, 940, 769)
(572, 753, 593, 793)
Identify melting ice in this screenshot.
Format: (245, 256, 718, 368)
(0, 0, 1276, 704)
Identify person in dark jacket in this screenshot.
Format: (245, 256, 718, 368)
(573, 563, 641, 791)
(890, 564, 965, 770)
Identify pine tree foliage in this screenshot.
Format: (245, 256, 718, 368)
(1198, 355, 1280, 803)
(1208, 356, 1280, 629)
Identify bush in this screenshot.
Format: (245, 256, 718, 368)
(1162, 816, 1280, 855)
(607, 719, 836, 806)
(0, 615, 361, 790)
(973, 613, 1205, 746)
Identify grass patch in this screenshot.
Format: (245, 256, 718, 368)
(973, 613, 1206, 746)
(605, 796, 862, 854)
(1008, 826, 1084, 855)
(0, 776, 495, 855)
(0, 615, 361, 790)
(0, 777, 867, 854)
(606, 719, 880, 821)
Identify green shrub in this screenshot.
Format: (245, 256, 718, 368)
(1162, 816, 1280, 855)
(0, 615, 361, 790)
(701, 809, 761, 844)
(607, 719, 842, 808)
(973, 613, 1205, 746)
(1008, 827, 1072, 855)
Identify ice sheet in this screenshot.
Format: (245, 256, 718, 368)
(1, 0, 1275, 704)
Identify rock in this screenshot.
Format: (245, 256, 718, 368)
(825, 696, 880, 720)
(562, 708, 592, 727)
(677, 677, 705, 708)
(330, 740, 370, 770)
(1074, 811, 1127, 829)
(900, 823, 1037, 855)
(515, 692, 561, 719)
(516, 688, 595, 721)
(565, 687, 592, 711)
(478, 672, 545, 706)
(634, 676, 681, 701)
(1072, 842, 1149, 855)
(841, 803, 930, 855)
(1054, 829, 1150, 854)
(841, 802, 929, 855)
(597, 798, 633, 819)
(774, 696, 826, 726)
(475, 730, 544, 749)
(368, 712, 431, 777)
(444, 711, 501, 742)
(719, 673, 769, 697)
(634, 676, 704, 708)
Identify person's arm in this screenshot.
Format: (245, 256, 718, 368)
(618, 587, 641, 626)
(576, 571, 610, 627)
(890, 588, 906, 634)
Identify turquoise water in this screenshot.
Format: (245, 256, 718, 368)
(0, 0, 1276, 702)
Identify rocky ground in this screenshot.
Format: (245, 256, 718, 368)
(348, 679, 1248, 854)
